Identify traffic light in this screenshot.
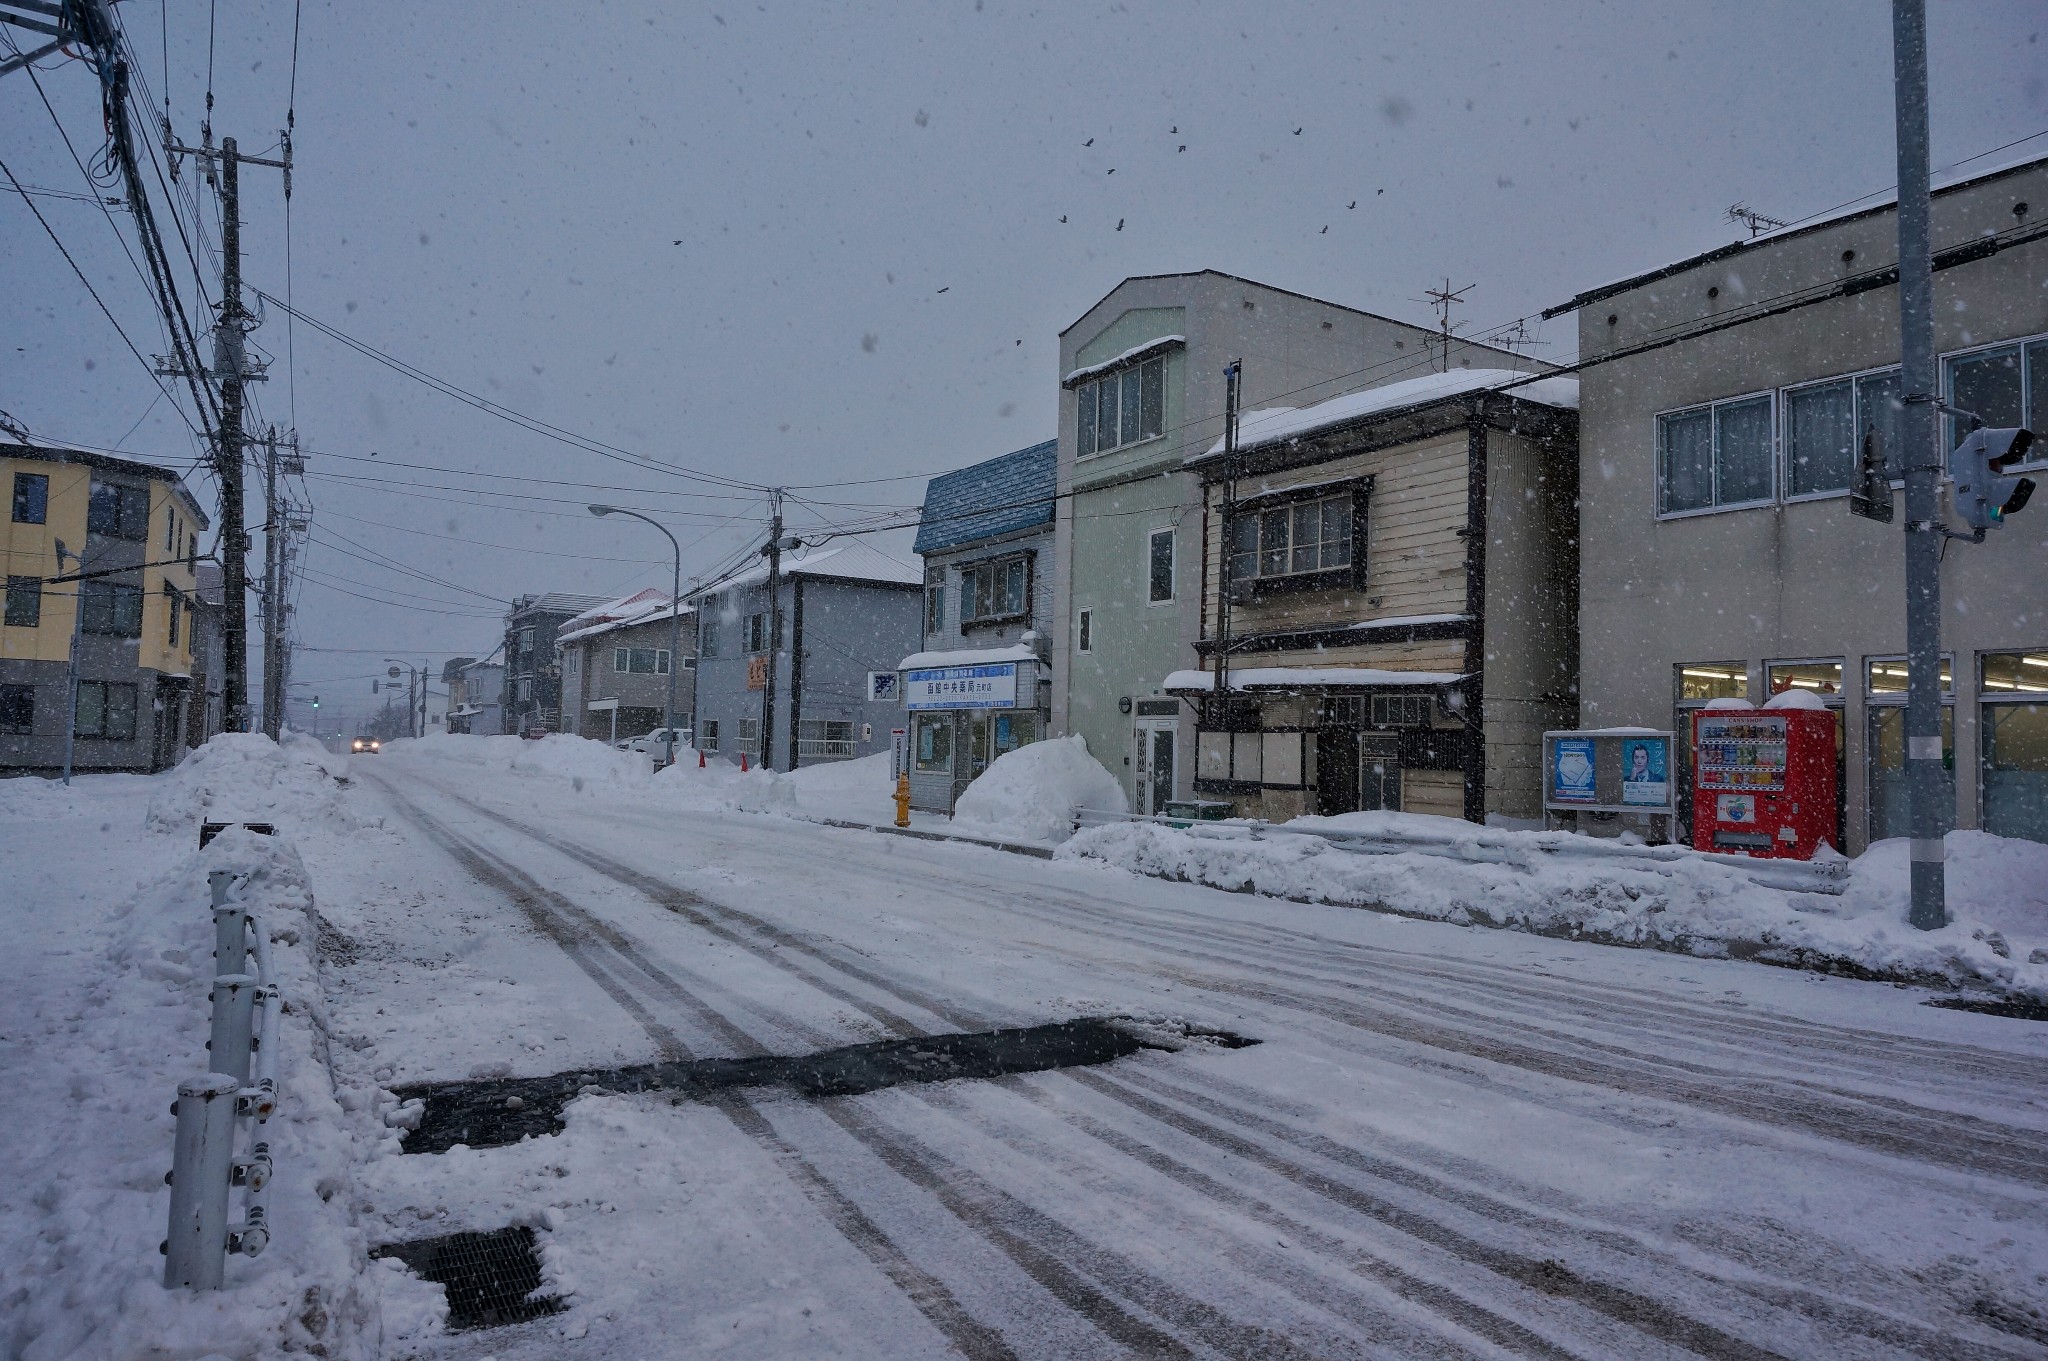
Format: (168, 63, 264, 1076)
(311, 695, 320, 710)
(1950, 427, 2036, 533)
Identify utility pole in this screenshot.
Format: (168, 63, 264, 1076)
(761, 488, 784, 770)
(1213, 361, 1242, 701)
(260, 427, 283, 739)
(159, 130, 290, 733)
(1892, 0, 1946, 929)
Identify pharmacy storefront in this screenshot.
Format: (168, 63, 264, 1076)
(900, 648, 1048, 813)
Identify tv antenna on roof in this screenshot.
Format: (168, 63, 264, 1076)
(1726, 202, 1789, 237)
(1415, 278, 1473, 373)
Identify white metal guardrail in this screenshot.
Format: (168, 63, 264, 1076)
(1072, 808, 1849, 896)
(162, 870, 282, 1290)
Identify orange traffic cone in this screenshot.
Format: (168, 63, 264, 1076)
(740, 753, 749, 772)
(698, 749, 706, 768)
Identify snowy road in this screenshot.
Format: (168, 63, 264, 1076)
(315, 751, 2048, 1359)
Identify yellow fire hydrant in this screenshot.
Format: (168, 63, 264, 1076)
(893, 772, 912, 828)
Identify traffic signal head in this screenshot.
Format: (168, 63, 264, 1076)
(312, 695, 320, 709)
(1950, 427, 2036, 532)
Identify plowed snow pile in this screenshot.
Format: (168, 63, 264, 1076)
(1062, 817, 2048, 1000)
(953, 735, 1127, 844)
(144, 732, 362, 837)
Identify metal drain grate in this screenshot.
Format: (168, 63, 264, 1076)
(370, 1225, 562, 1331)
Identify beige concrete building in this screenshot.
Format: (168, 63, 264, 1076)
(1170, 370, 1580, 823)
(1556, 153, 2048, 851)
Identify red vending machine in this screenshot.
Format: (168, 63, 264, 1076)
(1691, 705, 1838, 858)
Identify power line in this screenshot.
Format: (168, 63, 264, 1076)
(250, 288, 772, 494)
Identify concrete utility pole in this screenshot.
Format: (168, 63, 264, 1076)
(1213, 360, 1242, 700)
(260, 428, 283, 740)
(1892, 0, 1946, 929)
(160, 130, 289, 733)
(761, 488, 784, 771)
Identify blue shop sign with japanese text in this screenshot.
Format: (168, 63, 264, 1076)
(905, 663, 1019, 711)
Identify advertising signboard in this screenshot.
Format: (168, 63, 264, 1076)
(1620, 736, 1670, 806)
(905, 662, 1018, 711)
(1550, 736, 1597, 802)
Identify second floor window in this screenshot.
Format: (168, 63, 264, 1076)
(13, 472, 48, 524)
(165, 585, 181, 647)
(81, 581, 144, 637)
(1147, 528, 1175, 603)
(613, 647, 670, 674)
(1076, 356, 1165, 456)
(87, 481, 150, 539)
(1657, 394, 1773, 514)
(960, 556, 1028, 626)
(1785, 369, 1903, 495)
(924, 571, 945, 634)
(700, 614, 721, 658)
(5, 576, 40, 628)
(1227, 494, 1353, 585)
(745, 613, 769, 653)
(1946, 335, 2048, 464)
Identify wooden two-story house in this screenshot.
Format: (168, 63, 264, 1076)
(1169, 370, 1581, 824)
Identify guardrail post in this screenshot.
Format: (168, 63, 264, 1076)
(210, 872, 246, 976)
(207, 974, 259, 1084)
(163, 1073, 241, 1289)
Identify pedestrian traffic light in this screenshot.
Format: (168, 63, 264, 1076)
(1950, 427, 2035, 532)
(311, 695, 320, 710)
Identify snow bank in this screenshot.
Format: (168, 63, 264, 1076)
(1061, 817, 2048, 999)
(144, 732, 364, 837)
(4, 827, 386, 1359)
(953, 736, 1127, 845)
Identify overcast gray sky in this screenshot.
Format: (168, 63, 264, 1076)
(5, 0, 2045, 726)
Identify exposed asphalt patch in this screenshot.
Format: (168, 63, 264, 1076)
(1925, 996, 2048, 1023)
(370, 1225, 562, 1331)
(394, 1017, 1257, 1154)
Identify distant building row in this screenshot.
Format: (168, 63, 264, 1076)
(504, 152, 2047, 851)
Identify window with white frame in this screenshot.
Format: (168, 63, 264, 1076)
(959, 555, 1028, 626)
(1146, 528, 1175, 603)
(700, 718, 720, 752)
(1658, 394, 1774, 514)
(1075, 356, 1165, 456)
(1371, 694, 1430, 728)
(1226, 493, 1354, 585)
(745, 613, 769, 653)
(1979, 651, 2048, 844)
(737, 716, 760, 755)
(924, 569, 945, 634)
(1784, 368, 1903, 496)
(1946, 334, 2048, 465)
(613, 647, 669, 674)
(798, 718, 855, 758)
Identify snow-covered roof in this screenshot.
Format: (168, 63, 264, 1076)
(1195, 369, 1579, 461)
(1061, 335, 1186, 388)
(692, 540, 922, 598)
(556, 589, 693, 647)
(899, 643, 1042, 671)
(915, 440, 1056, 556)
(1165, 667, 1464, 692)
(1547, 148, 2048, 317)
(508, 591, 609, 620)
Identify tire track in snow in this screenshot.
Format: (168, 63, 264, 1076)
(421, 782, 1952, 1359)
(374, 780, 1023, 1361)
(380, 775, 1298, 1360)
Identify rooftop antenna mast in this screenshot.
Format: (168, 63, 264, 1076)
(1417, 278, 1473, 372)
(1726, 202, 1790, 237)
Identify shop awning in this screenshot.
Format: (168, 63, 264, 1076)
(899, 643, 1042, 671)
(1163, 667, 1464, 693)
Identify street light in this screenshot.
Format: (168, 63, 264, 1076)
(588, 505, 682, 768)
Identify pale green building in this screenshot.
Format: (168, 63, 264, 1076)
(1051, 272, 1545, 812)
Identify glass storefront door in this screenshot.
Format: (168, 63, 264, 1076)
(1358, 736, 1401, 811)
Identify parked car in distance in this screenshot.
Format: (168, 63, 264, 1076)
(350, 736, 381, 754)
(521, 726, 549, 740)
(621, 727, 691, 756)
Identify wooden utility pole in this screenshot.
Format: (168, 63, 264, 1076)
(216, 138, 250, 730)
